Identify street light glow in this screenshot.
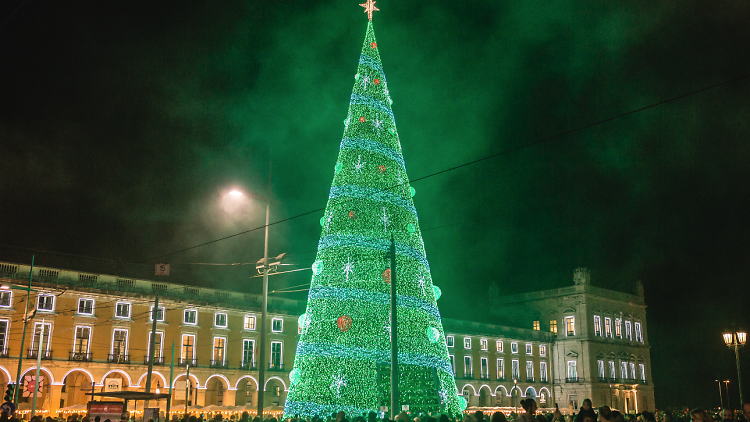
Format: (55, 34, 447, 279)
(228, 190, 243, 197)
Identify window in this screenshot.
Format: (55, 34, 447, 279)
(569, 395, 579, 411)
(77, 299, 94, 315)
(32, 322, 52, 353)
(270, 341, 283, 368)
(639, 363, 646, 381)
(181, 334, 195, 361)
(625, 321, 632, 340)
(526, 361, 534, 380)
(272, 318, 283, 333)
(449, 355, 455, 375)
(511, 342, 518, 354)
(540, 361, 548, 382)
(609, 361, 616, 379)
(37, 294, 54, 311)
(540, 345, 547, 357)
(605, 317, 612, 338)
(149, 306, 165, 322)
(446, 335, 454, 348)
(550, 320, 558, 335)
(0, 291, 11, 308)
(480, 357, 489, 379)
(242, 339, 255, 367)
(540, 391, 546, 404)
(635, 322, 643, 342)
(244, 315, 256, 330)
(184, 309, 197, 325)
(567, 361, 578, 380)
(464, 337, 471, 349)
(565, 316, 575, 336)
(533, 320, 540, 331)
(213, 337, 226, 363)
(115, 302, 131, 319)
(74, 326, 91, 354)
(629, 362, 636, 379)
(148, 332, 163, 359)
(597, 360, 605, 379)
(0, 320, 7, 352)
(620, 362, 628, 379)
(615, 318, 622, 338)
(496, 340, 503, 352)
(525, 343, 533, 355)
(214, 312, 228, 328)
(497, 359, 504, 379)
(112, 329, 128, 358)
(511, 359, 519, 379)
(594, 315, 601, 336)
(464, 356, 472, 376)
(480, 338, 488, 351)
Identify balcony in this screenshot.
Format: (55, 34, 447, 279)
(144, 356, 165, 365)
(526, 378, 535, 383)
(69, 352, 93, 362)
(639, 379, 648, 385)
(211, 360, 228, 369)
(107, 354, 130, 364)
(496, 377, 506, 382)
(461, 373, 474, 380)
(240, 361, 257, 370)
(565, 377, 580, 383)
(540, 378, 549, 384)
(27, 350, 53, 360)
(179, 358, 197, 367)
(620, 377, 638, 384)
(267, 363, 286, 371)
(0, 348, 9, 358)
(480, 375, 491, 380)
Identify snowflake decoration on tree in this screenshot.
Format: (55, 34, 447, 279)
(330, 371, 347, 398)
(354, 155, 366, 174)
(372, 115, 383, 130)
(380, 207, 389, 231)
(360, 74, 370, 91)
(342, 256, 354, 282)
(417, 275, 426, 296)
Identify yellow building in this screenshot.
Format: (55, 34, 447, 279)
(0, 261, 301, 414)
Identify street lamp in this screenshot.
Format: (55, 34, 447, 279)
(723, 326, 746, 406)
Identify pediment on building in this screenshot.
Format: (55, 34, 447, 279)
(566, 351, 579, 358)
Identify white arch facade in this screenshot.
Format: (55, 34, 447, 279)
(234, 375, 259, 391)
(205, 374, 234, 391)
(100, 370, 133, 387)
(477, 384, 495, 397)
(494, 385, 509, 397)
(460, 383, 477, 396)
(524, 386, 537, 397)
(135, 371, 168, 389)
(61, 368, 94, 385)
(20, 367, 57, 386)
(0, 365, 13, 383)
(263, 376, 287, 392)
(171, 372, 201, 389)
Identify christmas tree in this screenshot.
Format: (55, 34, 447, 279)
(283, 2, 465, 417)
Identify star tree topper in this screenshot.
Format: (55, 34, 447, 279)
(359, 0, 379, 21)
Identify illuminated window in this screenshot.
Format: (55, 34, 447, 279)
(446, 335, 454, 347)
(597, 360, 605, 379)
(639, 363, 646, 381)
(244, 315, 256, 330)
(539, 345, 546, 357)
(272, 318, 283, 333)
(149, 306, 165, 322)
(115, 302, 131, 319)
(511, 359, 519, 379)
(594, 315, 601, 336)
(270, 341, 283, 368)
(213, 337, 226, 364)
(525, 343, 533, 355)
(464, 356, 472, 377)
(620, 362, 628, 379)
(74, 326, 91, 354)
(77, 298, 94, 315)
(181, 334, 195, 362)
(148, 331, 163, 360)
(533, 320, 540, 331)
(609, 361, 616, 379)
(615, 319, 622, 338)
(0, 291, 11, 308)
(605, 317, 612, 338)
(37, 294, 55, 312)
(550, 320, 558, 335)
(625, 321, 632, 340)
(214, 312, 228, 328)
(497, 359, 504, 379)
(635, 322, 643, 342)
(629, 362, 636, 379)
(526, 361, 534, 380)
(511, 342, 518, 354)
(480, 338, 488, 351)
(0, 320, 7, 353)
(184, 309, 197, 325)
(449, 355, 455, 375)
(567, 361, 578, 380)
(112, 329, 128, 358)
(242, 339, 255, 367)
(565, 316, 575, 336)
(496, 340, 503, 352)
(464, 337, 471, 349)
(540, 361, 548, 382)
(481, 357, 489, 379)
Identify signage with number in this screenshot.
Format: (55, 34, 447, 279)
(155, 264, 170, 276)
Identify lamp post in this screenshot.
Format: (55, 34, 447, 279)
(723, 326, 747, 406)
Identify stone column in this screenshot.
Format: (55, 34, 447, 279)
(48, 384, 63, 415)
(195, 389, 206, 407)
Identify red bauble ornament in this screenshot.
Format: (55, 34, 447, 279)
(382, 268, 391, 284)
(348, 211, 356, 220)
(337, 315, 353, 332)
(378, 165, 386, 173)
(359, 116, 366, 123)
(373, 78, 380, 85)
(370, 42, 377, 49)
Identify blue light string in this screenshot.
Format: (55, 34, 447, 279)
(339, 137, 406, 171)
(308, 286, 440, 320)
(318, 234, 429, 269)
(359, 54, 384, 79)
(328, 185, 416, 219)
(350, 94, 394, 120)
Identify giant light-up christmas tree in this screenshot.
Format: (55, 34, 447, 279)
(283, 2, 465, 417)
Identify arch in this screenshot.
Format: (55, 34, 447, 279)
(460, 383, 477, 396)
(234, 375, 259, 390)
(524, 386, 537, 398)
(20, 367, 55, 385)
(263, 376, 287, 392)
(0, 366, 13, 383)
(171, 372, 200, 389)
(478, 384, 494, 396)
(638, 356, 645, 362)
(607, 352, 616, 359)
(595, 352, 605, 359)
(494, 385, 509, 397)
(562, 308, 576, 314)
(510, 385, 523, 396)
(136, 371, 168, 389)
(205, 374, 234, 391)
(539, 387, 551, 398)
(100, 370, 132, 387)
(62, 369, 94, 385)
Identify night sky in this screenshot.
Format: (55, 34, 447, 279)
(2, 0, 749, 410)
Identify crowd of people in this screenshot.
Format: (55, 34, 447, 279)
(2, 401, 750, 422)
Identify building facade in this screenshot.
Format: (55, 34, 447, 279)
(0, 262, 654, 414)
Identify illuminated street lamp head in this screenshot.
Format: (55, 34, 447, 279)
(724, 331, 734, 346)
(228, 190, 243, 197)
(737, 331, 747, 345)
(0, 285, 8, 290)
